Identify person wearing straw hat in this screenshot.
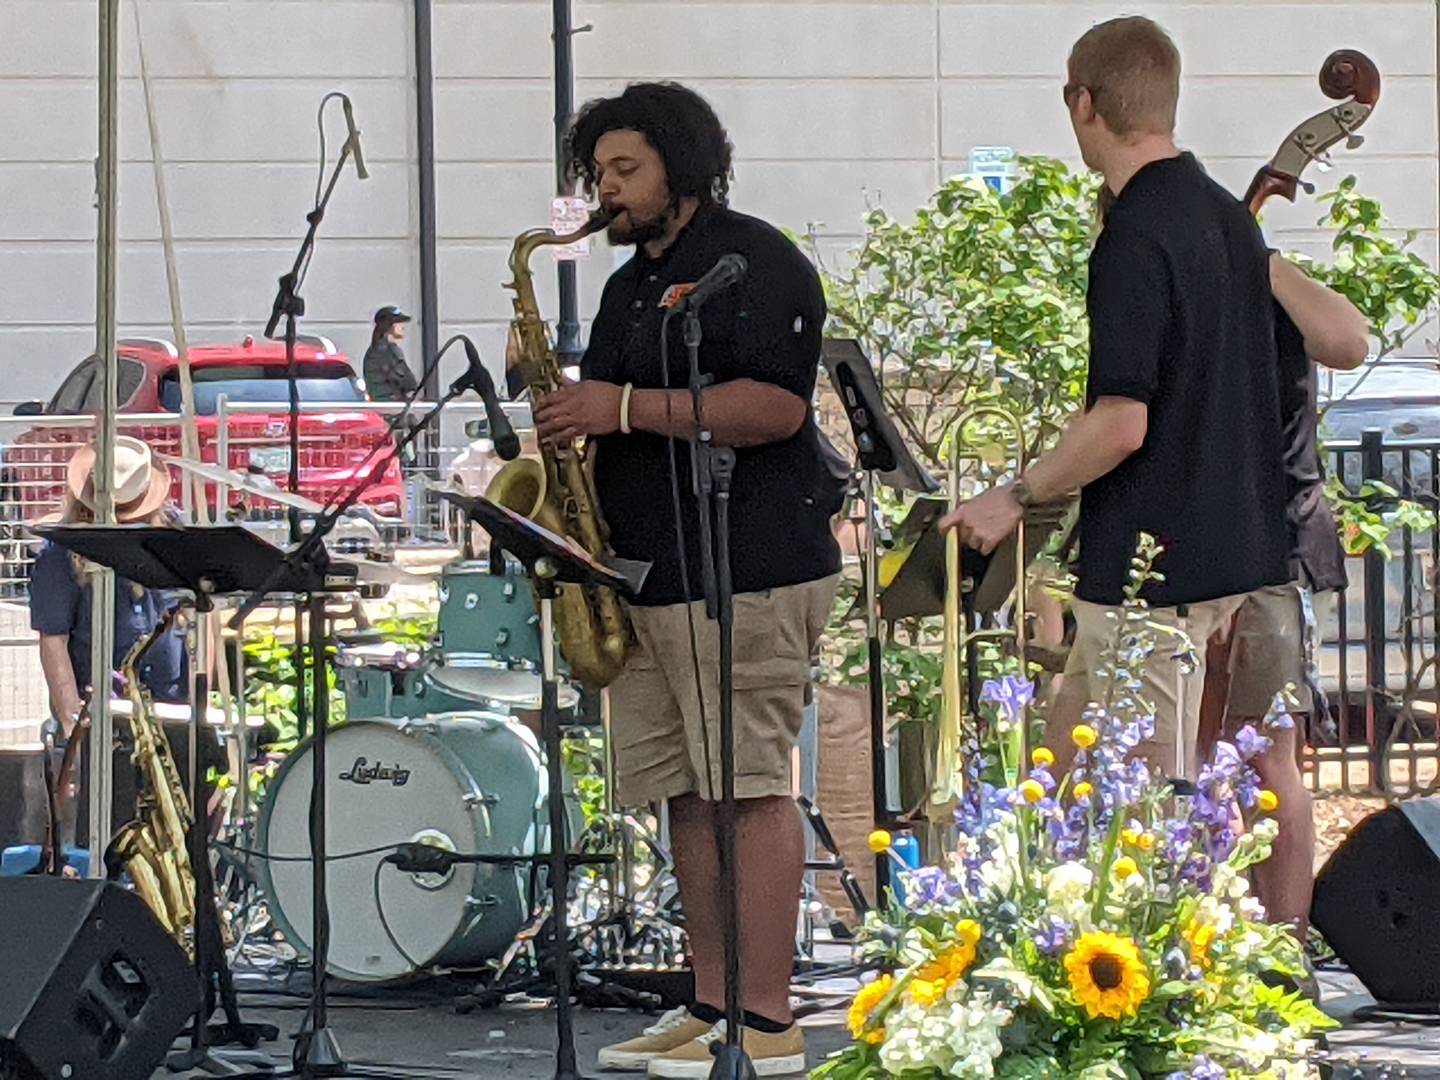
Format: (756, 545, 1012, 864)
(29, 435, 217, 840)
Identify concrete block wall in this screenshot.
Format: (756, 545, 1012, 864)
(0, 0, 1434, 402)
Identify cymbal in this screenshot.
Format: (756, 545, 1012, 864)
(351, 557, 441, 586)
(163, 456, 324, 514)
(108, 697, 234, 726)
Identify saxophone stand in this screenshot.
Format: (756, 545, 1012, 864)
(820, 338, 938, 896)
(32, 525, 284, 1075)
(436, 491, 648, 1080)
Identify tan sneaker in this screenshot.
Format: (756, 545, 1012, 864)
(597, 1007, 715, 1071)
(647, 1022, 806, 1078)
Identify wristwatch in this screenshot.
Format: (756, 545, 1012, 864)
(1011, 478, 1036, 509)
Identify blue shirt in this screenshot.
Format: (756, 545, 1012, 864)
(29, 542, 189, 704)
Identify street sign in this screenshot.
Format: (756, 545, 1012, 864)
(550, 197, 595, 260)
(968, 146, 1017, 194)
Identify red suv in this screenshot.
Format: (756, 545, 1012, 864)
(9, 336, 406, 526)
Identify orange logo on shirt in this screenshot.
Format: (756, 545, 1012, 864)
(658, 283, 697, 310)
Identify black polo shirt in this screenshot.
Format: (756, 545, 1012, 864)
(1077, 153, 1291, 607)
(581, 205, 843, 607)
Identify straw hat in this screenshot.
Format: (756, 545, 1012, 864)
(66, 436, 171, 522)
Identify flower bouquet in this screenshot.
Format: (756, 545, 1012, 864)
(819, 544, 1335, 1079)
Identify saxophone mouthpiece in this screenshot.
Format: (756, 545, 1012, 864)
(588, 207, 616, 231)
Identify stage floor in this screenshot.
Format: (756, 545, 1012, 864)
(147, 967, 1440, 1079)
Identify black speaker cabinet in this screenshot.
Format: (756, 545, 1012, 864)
(1311, 797, 1440, 1006)
(0, 877, 197, 1079)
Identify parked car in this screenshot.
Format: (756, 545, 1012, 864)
(7, 334, 406, 536)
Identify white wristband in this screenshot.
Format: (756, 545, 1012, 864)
(619, 383, 635, 435)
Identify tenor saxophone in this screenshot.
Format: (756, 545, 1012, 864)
(485, 210, 634, 688)
(105, 608, 197, 954)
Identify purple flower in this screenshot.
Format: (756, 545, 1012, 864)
(979, 675, 1035, 724)
(902, 866, 960, 910)
(1234, 723, 1273, 761)
(1188, 1056, 1226, 1080)
(1032, 916, 1070, 956)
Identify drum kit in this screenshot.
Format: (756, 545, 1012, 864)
(246, 553, 683, 990)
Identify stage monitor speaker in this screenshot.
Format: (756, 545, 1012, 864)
(1311, 797, 1440, 1007)
(0, 877, 197, 1080)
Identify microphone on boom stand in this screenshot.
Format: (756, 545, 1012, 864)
(451, 338, 520, 461)
(340, 94, 369, 181)
(660, 253, 748, 313)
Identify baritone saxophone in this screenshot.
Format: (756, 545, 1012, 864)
(485, 209, 634, 689)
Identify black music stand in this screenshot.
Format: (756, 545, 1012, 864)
(821, 338, 937, 894)
(36, 524, 294, 1074)
(439, 491, 647, 1080)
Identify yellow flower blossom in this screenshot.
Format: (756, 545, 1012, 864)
(1072, 781, 1094, 800)
(1257, 789, 1280, 813)
(1019, 779, 1046, 805)
(847, 974, 892, 1044)
(908, 940, 979, 1007)
(1071, 724, 1098, 749)
(1112, 856, 1139, 880)
(867, 829, 892, 854)
(1032, 747, 1056, 768)
(1064, 932, 1151, 1020)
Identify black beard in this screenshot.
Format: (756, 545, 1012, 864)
(605, 200, 678, 248)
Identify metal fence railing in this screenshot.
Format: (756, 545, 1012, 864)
(1319, 431, 1440, 795)
(1, 403, 1433, 796)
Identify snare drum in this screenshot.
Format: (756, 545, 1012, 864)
(257, 713, 581, 981)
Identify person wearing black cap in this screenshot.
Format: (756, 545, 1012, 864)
(364, 305, 418, 402)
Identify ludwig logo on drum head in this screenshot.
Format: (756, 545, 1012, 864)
(338, 757, 412, 786)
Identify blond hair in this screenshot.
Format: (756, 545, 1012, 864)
(1068, 16, 1181, 136)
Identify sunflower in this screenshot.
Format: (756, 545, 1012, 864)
(1064, 931, 1152, 1020)
(848, 974, 892, 1044)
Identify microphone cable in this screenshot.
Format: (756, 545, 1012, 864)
(658, 308, 719, 804)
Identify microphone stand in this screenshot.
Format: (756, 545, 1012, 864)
(263, 95, 361, 748)
(680, 303, 752, 1080)
(227, 340, 476, 1080)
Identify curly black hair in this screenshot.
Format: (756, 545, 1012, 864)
(565, 82, 733, 208)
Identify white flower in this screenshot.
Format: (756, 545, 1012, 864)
(1251, 817, 1280, 843)
(1044, 862, 1094, 928)
(878, 988, 1010, 1078)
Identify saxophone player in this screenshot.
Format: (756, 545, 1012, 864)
(533, 82, 842, 1077)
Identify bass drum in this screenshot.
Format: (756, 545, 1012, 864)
(257, 713, 576, 982)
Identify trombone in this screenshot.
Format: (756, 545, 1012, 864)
(932, 404, 1031, 810)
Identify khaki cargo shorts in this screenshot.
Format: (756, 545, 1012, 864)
(1054, 591, 1251, 779)
(607, 575, 838, 804)
(1217, 582, 1308, 719)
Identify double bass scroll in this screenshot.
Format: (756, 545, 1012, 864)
(1245, 49, 1381, 214)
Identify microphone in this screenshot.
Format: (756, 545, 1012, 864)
(340, 94, 369, 181)
(449, 337, 520, 461)
(680, 253, 747, 311)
